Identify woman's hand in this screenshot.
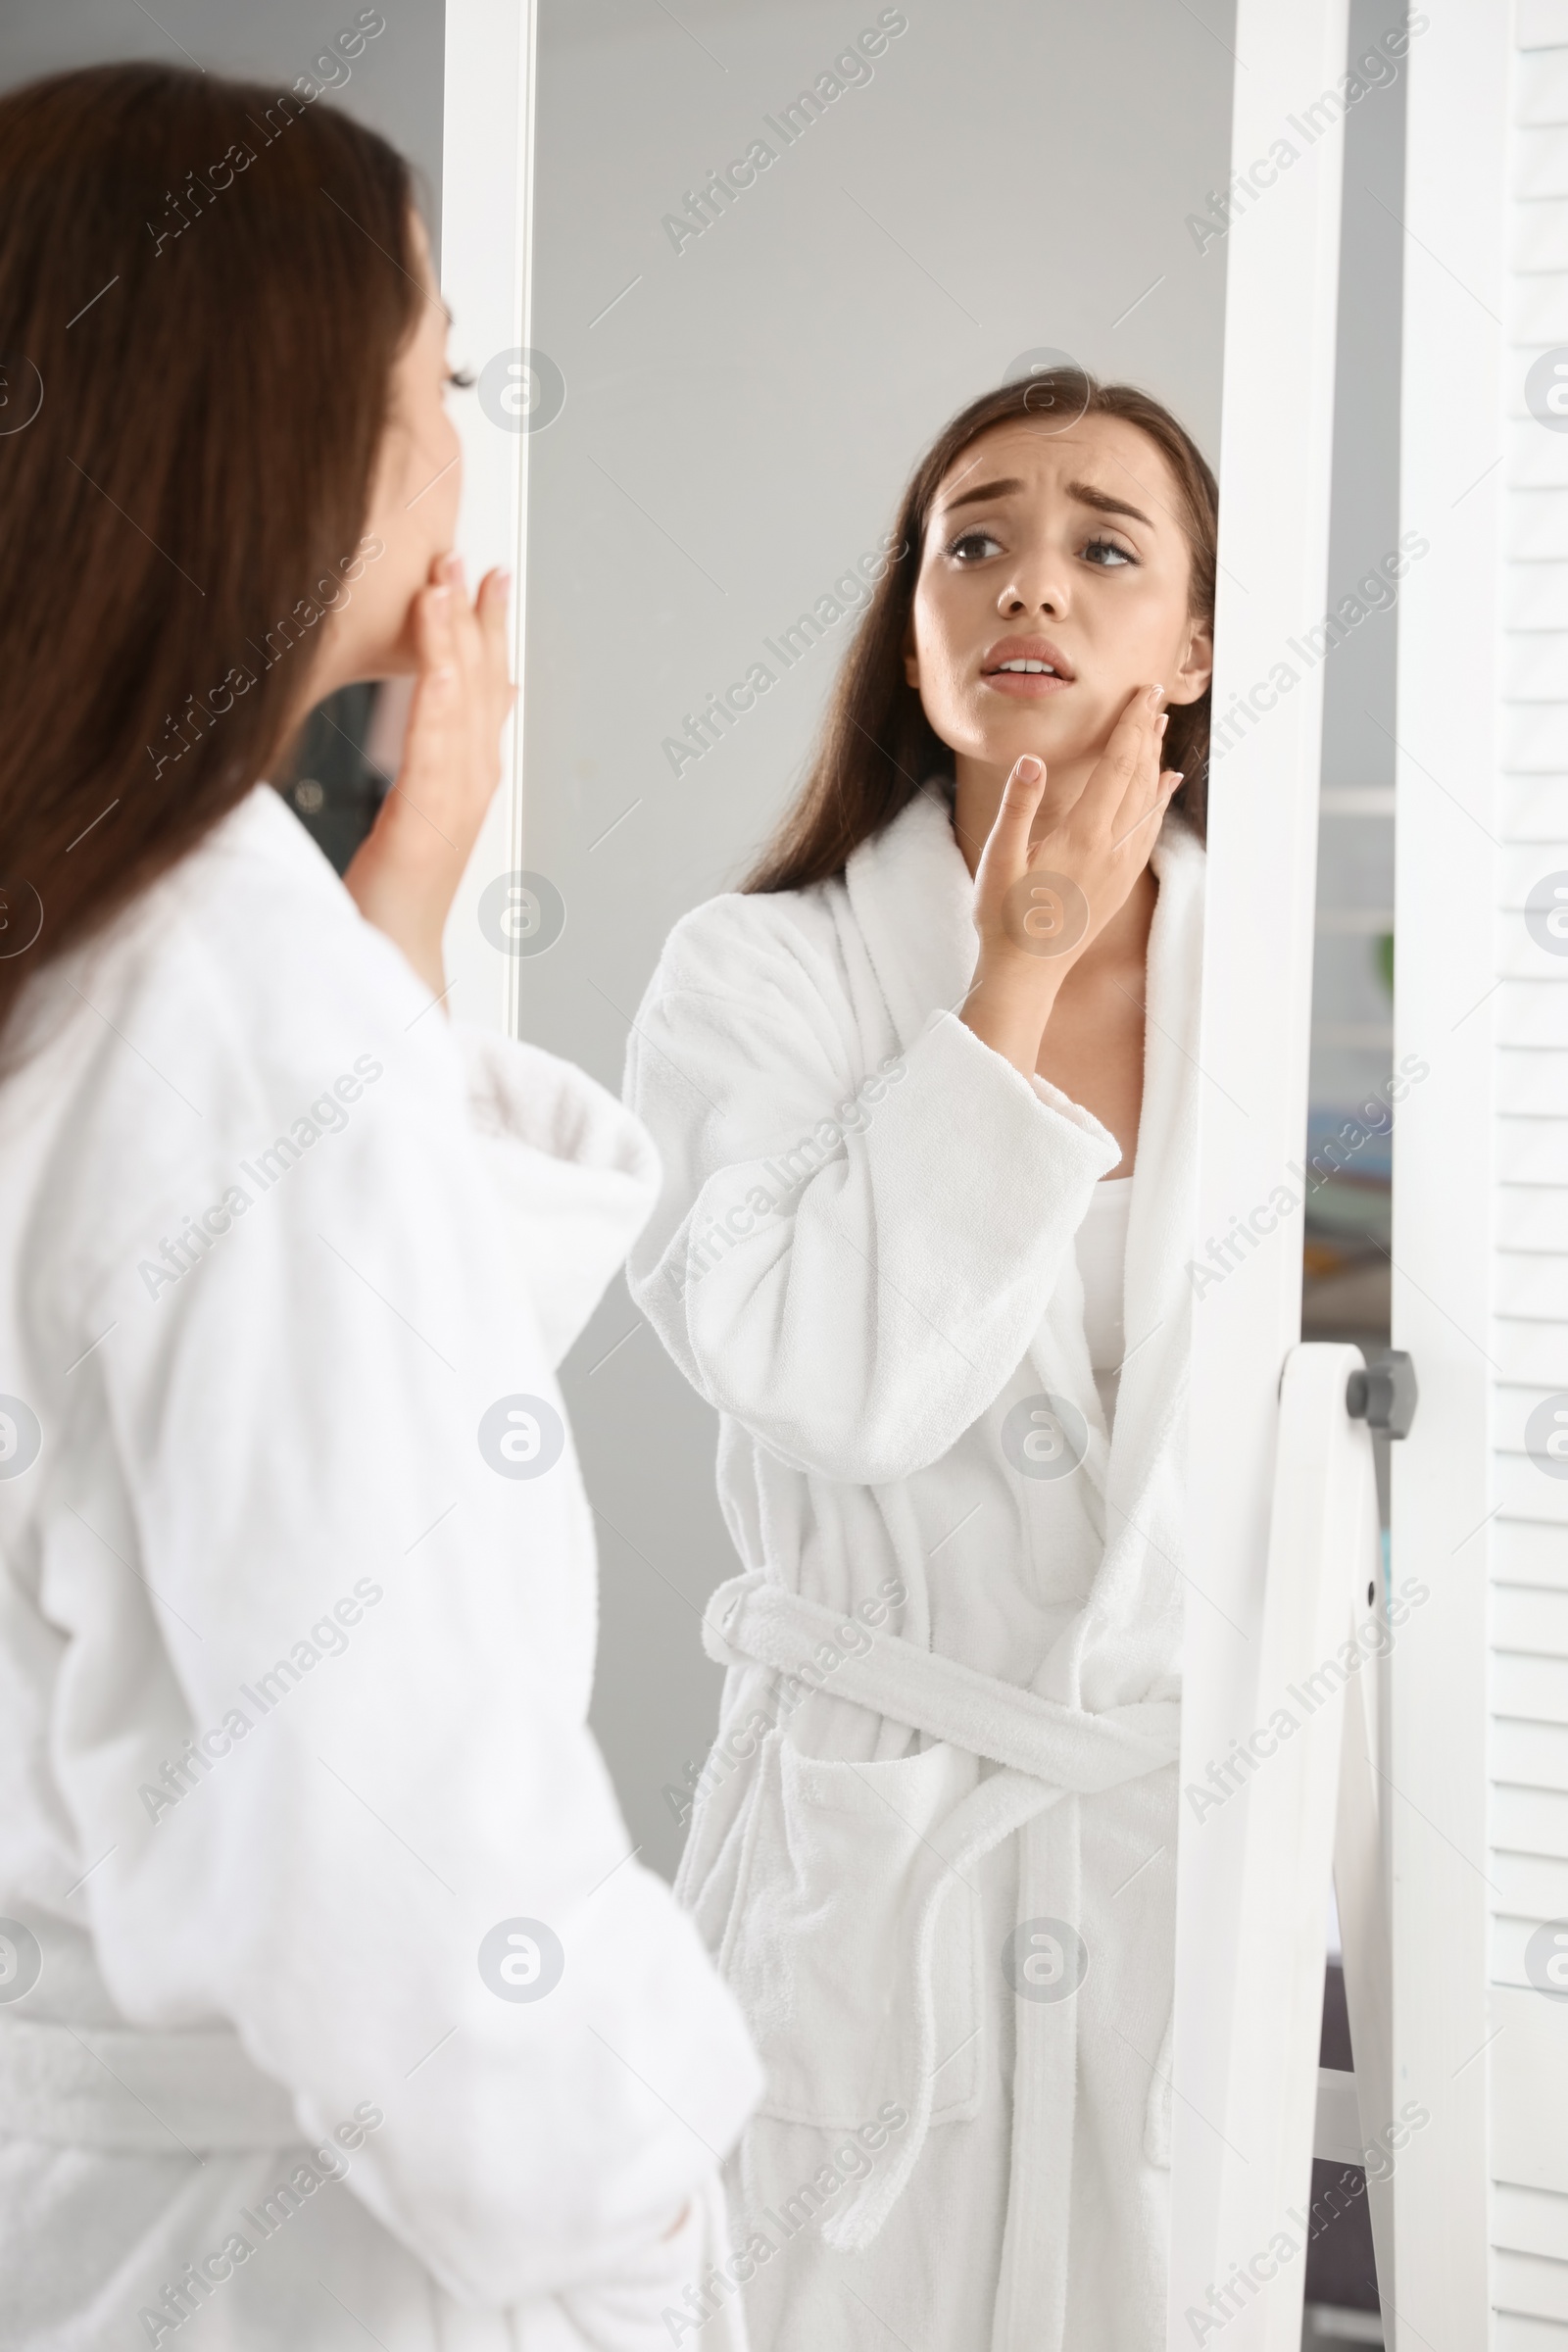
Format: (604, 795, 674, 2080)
(344, 553, 514, 1001)
(959, 683, 1181, 1078)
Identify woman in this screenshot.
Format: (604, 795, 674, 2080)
(624, 373, 1215, 2349)
(0, 65, 759, 2351)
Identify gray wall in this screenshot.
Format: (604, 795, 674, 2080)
(1310, 0, 1409, 1125)
(524, 0, 1236, 1875)
(0, 1, 443, 252)
(6, 0, 1309, 1886)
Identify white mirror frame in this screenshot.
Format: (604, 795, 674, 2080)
(442, 0, 538, 1038)
(1173, 2, 1354, 2342)
(432, 7, 1430, 2343)
(1394, 6, 1517, 2347)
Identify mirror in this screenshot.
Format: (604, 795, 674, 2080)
(513, 1, 1237, 2341)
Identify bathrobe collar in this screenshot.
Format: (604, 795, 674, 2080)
(843, 780, 978, 1043)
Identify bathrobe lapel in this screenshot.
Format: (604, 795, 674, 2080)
(845, 788, 1109, 1519)
(844, 785, 1204, 1556)
(1082, 816, 1204, 1703)
(842, 781, 980, 1051)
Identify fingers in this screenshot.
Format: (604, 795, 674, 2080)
(394, 579, 459, 805)
(981, 753, 1050, 883)
(432, 553, 514, 719)
(415, 565, 457, 676)
(1110, 765, 1184, 852)
(1083, 682, 1160, 807)
(1091, 682, 1159, 817)
(398, 554, 513, 832)
(475, 564, 511, 659)
(475, 566, 517, 723)
(1101, 686, 1174, 844)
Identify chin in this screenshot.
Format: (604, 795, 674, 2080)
(967, 719, 1091, 770)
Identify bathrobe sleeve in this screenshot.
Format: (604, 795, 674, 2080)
(454, 1022, 662, 1366)
(42, 909, 761, 2319)
(623, 892, 1120, 1486)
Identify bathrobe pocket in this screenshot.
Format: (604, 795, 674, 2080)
(719, 1727, 984, 2129)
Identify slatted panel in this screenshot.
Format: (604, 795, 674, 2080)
(1494, 22, 1568, 2337)
(1494, 1654, 1568, 1721)
(1497, 1786, 1568, 1853)
(1494, 1852, 1568, 1918)
(1499, 2183, 1568, 2262)
(1499, 2257, 1568, 2326)
(1499, 2318, 1568, 2349)
(1496, 1520, 1568, 1586)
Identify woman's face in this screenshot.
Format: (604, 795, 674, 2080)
(312, 213, 463, 692)
(905, 414, 1213, 784)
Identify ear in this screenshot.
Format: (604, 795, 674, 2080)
(1167, 613, 1213, 707)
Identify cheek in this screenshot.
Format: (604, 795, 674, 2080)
(910, 577, 975, 692)
(1125, 572, 1195, 659)
(436, 416, 464, 521)
(403, 389, 455, 487)
(415, 409, 463, 546)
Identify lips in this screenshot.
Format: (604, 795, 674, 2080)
(980, 635, 1075, 698)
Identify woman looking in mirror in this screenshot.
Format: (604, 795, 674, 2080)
(625, 374, 1214, 2350)
(0, 64, 759, 2350)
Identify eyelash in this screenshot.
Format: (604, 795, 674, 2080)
(941, 527, 1137, 568)
(446, 367, 475, 390)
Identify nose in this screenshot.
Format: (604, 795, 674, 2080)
(996, 547, 1071, 620)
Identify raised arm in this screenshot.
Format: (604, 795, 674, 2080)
(624, 896, 1120, 1487)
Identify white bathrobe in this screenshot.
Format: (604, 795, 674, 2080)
(624, 784, 1202, 2352)
(0, 784, 761, 2352)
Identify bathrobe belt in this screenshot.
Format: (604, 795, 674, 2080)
(702, 1572, 1180, 1790)
(0, 2015, 303, 2151)
(703, 1570, 1181, 2250)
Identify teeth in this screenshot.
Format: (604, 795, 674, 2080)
(997, 659, 1055, 674)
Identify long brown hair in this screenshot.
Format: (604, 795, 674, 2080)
(745, 371, 1216, 894)
(0, 64, 419, 1042)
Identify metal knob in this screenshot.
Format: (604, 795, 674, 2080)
(1346, 1350, 1418, 1441)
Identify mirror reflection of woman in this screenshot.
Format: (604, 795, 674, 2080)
(626, 375, 1215, 2350)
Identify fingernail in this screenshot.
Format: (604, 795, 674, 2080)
(1015, 755, 1043, 782)
(1168, 771, 1184, 788)
(496, 568, 513, 593)
(430, 585, 451, 609)
(1158, 712, 1169, 734)
(433, 661, 457, 682)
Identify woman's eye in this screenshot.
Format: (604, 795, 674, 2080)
(945, 528, 1004, 564)
(445, 366, 475, 390)
(1083, 536, 1134, 567)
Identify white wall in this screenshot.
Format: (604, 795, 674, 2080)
(514, 0, 1236, 1873)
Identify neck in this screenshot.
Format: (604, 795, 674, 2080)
(951, 747, 1099, 878)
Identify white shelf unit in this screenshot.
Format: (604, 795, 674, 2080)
(1489, 5, 1568, 2342)
(1396, 4, 1568, 2346)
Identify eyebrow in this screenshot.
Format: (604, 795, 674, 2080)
(938, 474, 1155, 531)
